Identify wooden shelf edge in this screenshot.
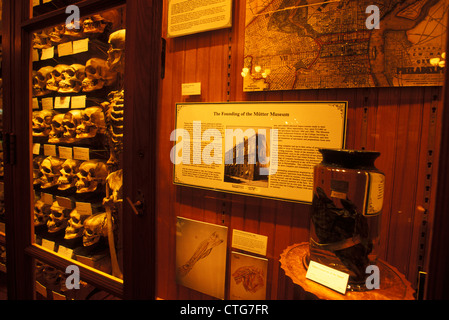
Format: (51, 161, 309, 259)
(25, 244, 124, 299)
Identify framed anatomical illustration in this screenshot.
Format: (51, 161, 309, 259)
(229, 251, 267, 300)
(176, 216, 228, 299)
(31, 5, 126, 282)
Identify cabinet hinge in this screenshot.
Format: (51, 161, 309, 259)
(3, 133, 17, 165)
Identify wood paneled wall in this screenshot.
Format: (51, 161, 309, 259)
(156, 0, 443, 299)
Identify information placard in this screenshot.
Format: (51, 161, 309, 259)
(172, 102, 347, 203)
(167, 0, 232, 38)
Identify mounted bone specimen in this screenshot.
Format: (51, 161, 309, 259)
(33, 155, 46, 186)
(82, 58, 117, 92)
(57, 159, 81, 190)
(83, 212, 114, 247)
(65, 209, 89, 240)
(34, 199, 51, 227)
(58, 64, 86, 93)
(32, 28, 52, 49)
(33, 66, 54, 96)
(32, 109, 56, 137)
(105, 90, 124, 166)
(75, 160, 108, 193)
(62, 110, 83, 143)
(40, 156, 65, 189)
(83, 14, 110, 34)
(48, 113, 65, 143)
(47, 200, 71, 233)
(107, 29, 126, 74)
(76, 106, 106, 139)
(47, 65, 69, 92)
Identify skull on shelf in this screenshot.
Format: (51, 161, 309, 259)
(107, 29, 126, 74)
(58, 64, 86, 93)
(64, 19, 84, 39)
(76, 106, 106, 139)
(82, 14, 110, 34)
(75, 160, 108, 193)
(64, 209, 89, 240)
(82, 58, 117, 92)
(33, 155, 46, 186)
(34, 199, 52, 227)
(48, 113, 65, 144)
(62, 110, 83, 143)
(57, 159, 81, 190)
(40, 156, 65, 189)
(47, 64, 70, 92)
(33, 66, 54, 97)
(83, 212, 113, 247)
(32, 28, 53, 49)
(32, 109, 56, 137)
(47, 200, 71, 233)
(49, 24, 67, 44)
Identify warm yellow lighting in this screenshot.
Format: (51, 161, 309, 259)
(430, 57, 440, 66)
(255, 65, 261, 73)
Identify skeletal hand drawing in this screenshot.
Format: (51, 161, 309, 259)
(178, 232, 223, 277)
(232, 266, 264, 293)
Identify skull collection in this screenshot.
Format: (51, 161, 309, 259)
(83, 212, 114, 247)
(34, 62, 116, 95)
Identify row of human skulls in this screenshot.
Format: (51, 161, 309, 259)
(33, 12, 122, 49)
(33, 58, 118, 95)
(34, 199, 114, 247)
(34, 157, 108, 193)
(32, 107, 106, 142)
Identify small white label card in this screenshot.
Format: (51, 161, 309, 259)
(57, 42, 73, 57)
(41, 97, 54, 110)
(33, 0, 40, 7)
(54, 96, 71, 109)
(72, 38, 90, 54)
(41, 46, 55, 60)
(73, 147, 90, 161)
(232, 229, 268, 256)
(71, 95, 86, 109)
(33, 143, 41, 155)
(41, 238, 56, 251)
(56, 196, 73, 209)
(32, 98, 40, 110)
(182, 82, 202, 96)
(306, 260, 349, 294)
(32, 49, 40, 62)
(35, 281, 47, 298)
(58, 246, 74, 259)
(58, 146, 73, 159)
(41, 193, 54, 205)
(76, 202, 93, 216)
(43, 144, 57, 156)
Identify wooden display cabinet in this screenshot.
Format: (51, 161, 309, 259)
(2, 0, 162, 299)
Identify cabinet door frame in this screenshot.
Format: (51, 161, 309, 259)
(4, 0, 161, 299)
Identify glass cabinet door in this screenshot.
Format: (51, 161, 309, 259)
(31, 5, 125, 283)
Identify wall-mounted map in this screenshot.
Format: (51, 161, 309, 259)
(243, 0, 448, 91)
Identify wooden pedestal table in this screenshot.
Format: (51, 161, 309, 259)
(280, 242, 415, 300)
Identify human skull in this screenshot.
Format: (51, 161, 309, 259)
(83, 212, 113, 246)
(47, 64, 69, 92)
(58, 64, 86, 93)
(32, 109, 56, 137)
(33, 66, 54, 96)
(83, 14, 110, 34)
(33, 156, 46, 185)
(64, 19, 83, 38)
(47, 200, 71, 233)
(48, 113, 65, 143)
(49, 24, 67, 44)
(82, 58, 117, 92)
(62, 110, 83, 142)
(76, 107, 106, 139)
(107, 29, 126, 73)
(34, 199, 51, 227)
(57, 159, 81, 190)
(32, 28, 52, 49)
(75, 160, 108, 193)
(40, 156, 64, 189)
(65, 209, 89, 240)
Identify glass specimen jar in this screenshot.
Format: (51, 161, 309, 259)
(307, 148, 385, 291)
